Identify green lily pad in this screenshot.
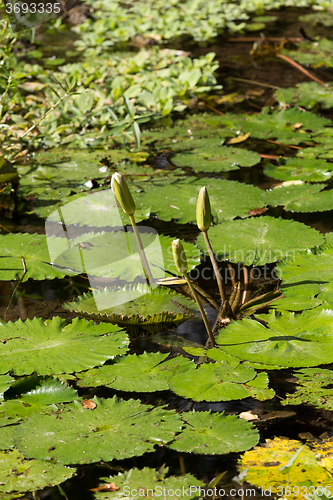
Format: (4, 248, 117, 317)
(15, 396, 182, 464)
(216, 309, 333, 368)
(264, 158, 333, 183)
(261, 183, 333, 212)
(64, 284, 200, 335)
(283, 38, 333, 68)
(77, 353, 195, 393)
(0, 317, 129, 375)
(134, 176, 262, 223)
(299, 12, 333, 27)
(0, 233, 76, 281)
(219, 108, 331, 145)
(280, 82, 333, 110)
(168, 411, 259, 454)
(275, 246, 333, 311)
(0, 375, 14, 402)
(49, 232, 200, 282)
(93, 467, 204, 500)
(168, 361, 274, 401)
(196, 216, 324, 266)
(282, 368, 333, 410)
(0, 449, 75, 493)
(172, 146, 260, 173)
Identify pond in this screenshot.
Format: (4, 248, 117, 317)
(1, 1, 333, 499)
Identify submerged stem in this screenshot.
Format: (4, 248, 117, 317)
(129, 214, 154, 285)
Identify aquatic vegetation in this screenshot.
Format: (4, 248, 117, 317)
(3, 3, 333, 498)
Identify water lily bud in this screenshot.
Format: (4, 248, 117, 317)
(196, 186, 212, 232)
(172, 239, 188, 275)
(111, 172, 136, 216)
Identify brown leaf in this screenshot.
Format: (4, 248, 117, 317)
(81, 400, 97, 410)
(90, 483, 119, 492)
(248, 207, 267, 216)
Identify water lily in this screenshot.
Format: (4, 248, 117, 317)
(111, 172, 136, 216)
(196, 186, 212, 232)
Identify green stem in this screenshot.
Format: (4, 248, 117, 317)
(183, 273, 215, 346)
(129, 214, 154, 285)
(203, 231, 226, 303)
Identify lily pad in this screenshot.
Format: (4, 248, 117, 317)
(172, 146, 260, 173)
(15, 396, 182, 464)
(0, 317, 129, 375)
(64, 285, 200, 334)
(168, 361, 274, 401)
(0, 375, 14, 401)
(134, 176, 262, 223)
(216, 309, 333, 368)
(0, 233, 75, 281)
(283, 368, 333, 410)
(168, 410, 259, 454)
(239, 437, 333, 497)
(263, 157, 333, 183)
(275, 246, 333, 311)
(262, 183, 333, 212)
(219, 108, 331, 145)
(196, 216, 324, 266)
(0, 449, 75, 494)
(49, 232, 200, 282)
(283, 38, 333, 68)
(93, 467, 204, 500)
(77, 353, 195, 393)
(280, 82, 333, 110)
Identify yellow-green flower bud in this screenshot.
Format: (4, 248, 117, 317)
(172, 239, 188, 275)
(196, 186, 212, 232)
(111, 172, 136, 216)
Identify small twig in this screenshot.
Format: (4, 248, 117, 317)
(276, 53, 326, 86)
(231, 76, 280, 90)
(202, 102, 225, 115)
(5, 256, 27, 321)
(266, 139, 303, 150)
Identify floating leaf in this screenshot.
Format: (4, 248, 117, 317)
(50, 232, 200, 281)
(0, 233, 75, 281)
(64, 285, 200, 334)
(282, 38, 333, 68)
(0, 375, 14, 402)
(15, 396, 182, 464)
(77, 353, 195, 393)
(168, 411, 259, 454)
(280, 82, 333, 110)
(261, 183, 331, 212)
(196, 216, 324, 266)
(0, 317, 129, 375)
(134, 176, 262, 223)
(0, 449, 75, 494)
(216, 309, 333, 368)
(172, 146, 260, 173)
(283, 368, 333, 410)
(238, 437, 333, 498)
(218, 108, 330, 145)
(275, 246, 333, 311)
(264, 158, 333, 183)
(93, 467, 204, 500)
(168, 361, 274, 401)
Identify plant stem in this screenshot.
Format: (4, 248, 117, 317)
(203, 231, 226, 303)
(228, 262, 236, 287)
(183, 272, 215, 346)
(129, 214, 154, 285)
